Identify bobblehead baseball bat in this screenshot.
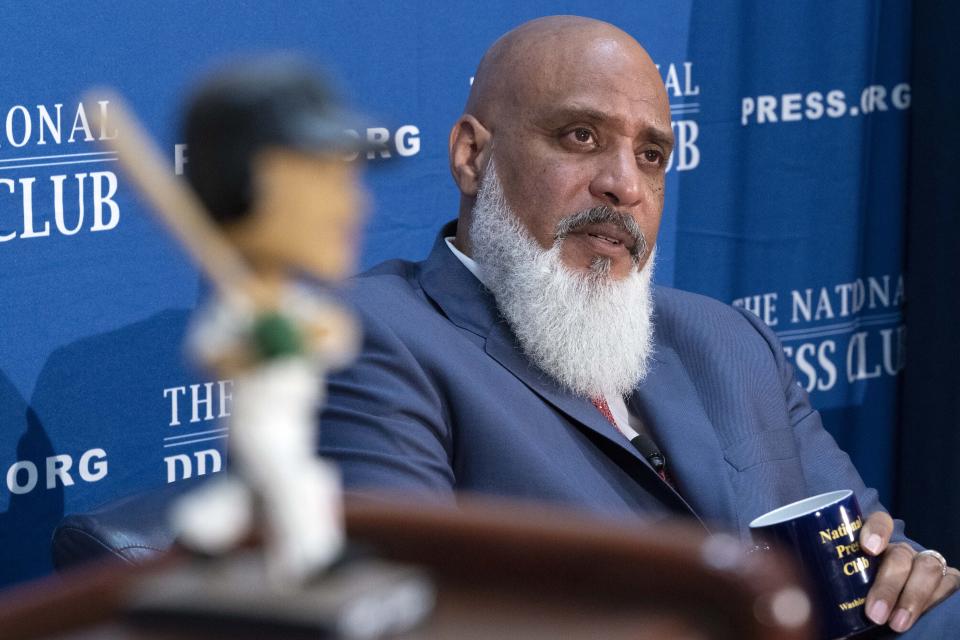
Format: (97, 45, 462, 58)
(84, 90, 270, 307)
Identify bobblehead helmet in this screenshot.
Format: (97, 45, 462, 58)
(183, 55, 370, 281)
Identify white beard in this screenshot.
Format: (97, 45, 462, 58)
(469, 161, 656, 399)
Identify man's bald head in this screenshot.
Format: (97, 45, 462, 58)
(465, 16, 664, 128)
(449, 15, 672, 279)
(455, 18, 666, 397)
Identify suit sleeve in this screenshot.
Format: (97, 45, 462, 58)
(733, 307, 917, 549)
(317, 304, 456, 502)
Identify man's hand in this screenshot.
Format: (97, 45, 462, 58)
(861, 512, 960, 632)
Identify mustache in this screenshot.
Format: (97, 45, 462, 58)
(553, 206, 648, 262)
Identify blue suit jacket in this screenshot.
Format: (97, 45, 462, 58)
(320, 224, 892, 539)
(319, 224, 960, 635)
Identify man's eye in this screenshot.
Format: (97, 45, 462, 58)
(569, 127, 595, 144)
(640, 149, 663, 165)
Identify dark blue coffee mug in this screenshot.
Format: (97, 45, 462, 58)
(750, 490, 876, 639)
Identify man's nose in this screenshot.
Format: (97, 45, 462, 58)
(588, 146, 644, 208)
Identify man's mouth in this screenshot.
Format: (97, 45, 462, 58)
(554, 206, 646, 262)
(579, 223, 636, 253)
(587, 232, 626, 247)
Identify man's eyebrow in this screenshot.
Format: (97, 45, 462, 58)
(541, 104, 674, 148)
(646, 127, 675, 150)
(542, 105, 611, 124)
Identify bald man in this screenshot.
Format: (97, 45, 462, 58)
(319, 16, 960, 634)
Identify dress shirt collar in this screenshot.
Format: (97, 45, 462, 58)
(444, 236, 487, 287)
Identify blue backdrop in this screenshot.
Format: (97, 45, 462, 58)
(0, 1, 913, 588)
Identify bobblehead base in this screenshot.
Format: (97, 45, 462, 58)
(125, 549, 435, 639)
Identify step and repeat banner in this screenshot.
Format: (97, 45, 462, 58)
(0, 1, 910, 587)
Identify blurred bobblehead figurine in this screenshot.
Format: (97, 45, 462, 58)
(168, 57, 367, 586)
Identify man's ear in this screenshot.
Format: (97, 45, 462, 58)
(449, 114, 492, 197)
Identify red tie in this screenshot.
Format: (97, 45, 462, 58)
(591, 395, 619, 428)
(590, 396, 674, 488)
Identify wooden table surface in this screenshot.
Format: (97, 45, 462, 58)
(0, 495, 814, 640)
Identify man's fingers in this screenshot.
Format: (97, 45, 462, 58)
(929, 567, 960, 608)
(886, 552, 948, 632)
(861, 511, 894, 556)
(865, 542, 914, 624)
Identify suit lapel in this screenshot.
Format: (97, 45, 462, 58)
(418, 224, 497, 339)
(483, 321, 697, 519)
(419, 225, 697, 520)
(630, 342, 737, 526)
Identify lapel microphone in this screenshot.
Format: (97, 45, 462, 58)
(629, 434, 666, 475)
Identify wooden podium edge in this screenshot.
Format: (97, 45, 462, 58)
(0, 493, 813, 640)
